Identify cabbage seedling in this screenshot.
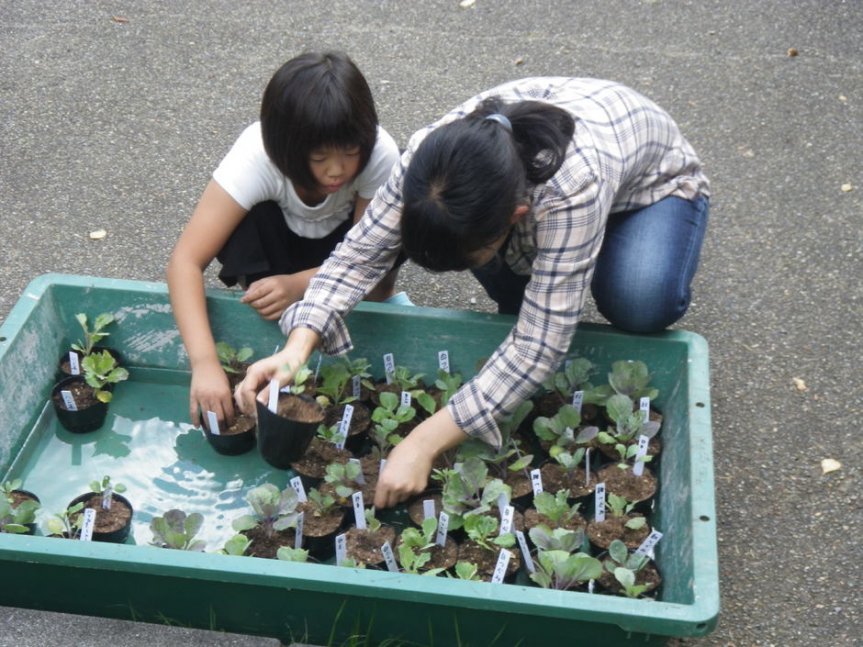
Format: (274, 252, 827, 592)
(71, 312, 114, 357)
(150, 509, 206, 551)
(232, 484, 300, 538)
(81, 350, 129, 403)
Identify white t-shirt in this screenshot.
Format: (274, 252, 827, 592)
(212, 122, 399, 239)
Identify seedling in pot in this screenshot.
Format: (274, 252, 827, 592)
(71, 312, 115, 358)
(90, 475, 127, 501)
(458, 400, 534, 481)
(533, 405, 598, 453)
(276, 546, 310, 562)
(221, 534, 253, 556)
(593, 360, 659, 405)
(285, 362, 313, 395)
(150, 509, 207, 551)
(397, 517, 447, 576)
(216, 341, 253, 375)
(605, 494, 647, 531)
(305, 488, 338, 518)
(528, 525, 587, 553)
(533, 489, 583, 528)
(314, 363, 359, 408)
(449, 561, 482, 581)
(371, 392, 416, 433)
(602, 539, 658, 598)
(316, 422, 346, 447)
(463, 514, 516, 553)
(81, 350, 129, 403)
(433, 457, 511, 530)
(388, 366, 425, 393)
(323, 460, 365, 503)
(416, 369, 464, 416)
(0, 479, 23, 498)
(232, 483, 300, 539)
(43, 502, 85, 539)
(542, 357, 602, 406)
(599, 394, 661, 445)
(0, 496, 39, 534)
(529, 549, 603, 591)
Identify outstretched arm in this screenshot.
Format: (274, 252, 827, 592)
(167, 180, 248, 426)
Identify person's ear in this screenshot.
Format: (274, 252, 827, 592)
(510, 204, 529, 224)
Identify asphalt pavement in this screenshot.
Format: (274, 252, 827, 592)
(1, 1, 861, 646)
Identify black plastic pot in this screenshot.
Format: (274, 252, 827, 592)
(203, 413, 256, 456)
(51, 376, 109, 433)
(68, 491, 133, 543)
(256, 394, 324, 469)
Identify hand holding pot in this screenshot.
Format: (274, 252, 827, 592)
(234, 328, 320, 414)
(190, 360, 234, 428)
(374, 408, 467, 508)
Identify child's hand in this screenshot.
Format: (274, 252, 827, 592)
(189, 360, 234, 428)
(234, 350, 302, 415)
(241, 275, 304, 320)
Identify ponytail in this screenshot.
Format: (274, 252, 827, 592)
(401, 95, 574, 272)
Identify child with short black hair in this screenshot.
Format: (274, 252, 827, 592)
(167, 51, 403, 428)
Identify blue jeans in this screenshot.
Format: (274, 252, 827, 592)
(470, 195, 710, 333)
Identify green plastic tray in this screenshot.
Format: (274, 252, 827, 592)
(0, 274, 719, 646)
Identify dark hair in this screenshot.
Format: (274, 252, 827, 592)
(260, 51, 379, 191)
(401, 96, 575, 272)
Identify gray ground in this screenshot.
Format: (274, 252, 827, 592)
(1, 1, 861, 646)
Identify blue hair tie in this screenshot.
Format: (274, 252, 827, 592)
(484, 113, 512, 132)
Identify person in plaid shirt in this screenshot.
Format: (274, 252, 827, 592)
(237, 77, 710, 508)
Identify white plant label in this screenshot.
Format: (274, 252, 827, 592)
(295, 512, 304, 549)
(438, 350, 450, 374)
(530, 468, 543, 496)
(381, 541, 399, 572)
(491, 550, 511, 584)
(60, 390, 78, 412)
(639, 397, 651, 423)
(423, 499, 436, 521)
(400, 391, 412, 408)
(379, 458, 387, 474)
(499, 505, 515, 535)
(632, 434, 650, 477)
(313, 353, 323, 382)
(69, 351, 80, 376)
(101, 488, 113, 510)
(571, 389, 584, 413)
(435, 512, 449, 547)
(594, 482, 607, 523)
(584, 449, 591, 486)
(515, 530, 535, 573)
(635, 529, 664, 558)
(352, 491, 366, 529)
(206, 411, 220, 436)
(335, 533, 347, 565)
(337, 405, 354, 449)
(352, 375, 361, 399)
(289, 476, 308, 503)
(383, 353, 395, 384)
(349, 458, 365, 485)
(497, 493, 509, 517)
(588, 579, 595, 594)
(79, 508, 96, 542)
(268, 379, 280, 413)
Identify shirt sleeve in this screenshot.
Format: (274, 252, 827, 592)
(211, 123, 283, 210)
(279, 152, 409, 353)
(446, 171, 609, 449)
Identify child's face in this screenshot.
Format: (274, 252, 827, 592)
(309, 146, 361, 194)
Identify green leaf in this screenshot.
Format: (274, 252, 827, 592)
(614, 566, 636, 589)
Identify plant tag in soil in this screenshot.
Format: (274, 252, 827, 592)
(68, 351, 80, 375)
(499, 505, 515, 535)
(491, 549, 511, 584)
(438, 350, 450, 374)
(571, 389, 584, 413)
(335, 533, 347, 565)
(530, 468, 543, 495)
(79, 508, 96, 541)
(584, 449, 591, 486)
(594, 482, 607, 522)
(352, 375, 361, 399)
(60, 390, 78, 411)
(632, 435, 650, 477)
(639, 397, 650, 423)
(383, 353, 395, 384)
(635, 529, 663, 558)
(381, 540, 399, 572)
(497, 493, 509, 517)
(337, 405, 354, 449)
(588, 579, 595, 594)
(516, 530, 535, 573)
(423, 499, 436, 520)
(400, 391, 412, 408)
(435, 512, 449, 547)
(352, 491, 366, 529)
(206, 411, 221, 436)
(267, 379, 279, 413)
(101, 488, 113, 510)
(295, 512, 304, 549)
(290, 476, 308, 502)
(379, 458, 387, 474)
(313, 353, 323, 383)
(349, 458, 365, 484)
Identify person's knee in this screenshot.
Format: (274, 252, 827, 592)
(593, 284, 689, 333)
